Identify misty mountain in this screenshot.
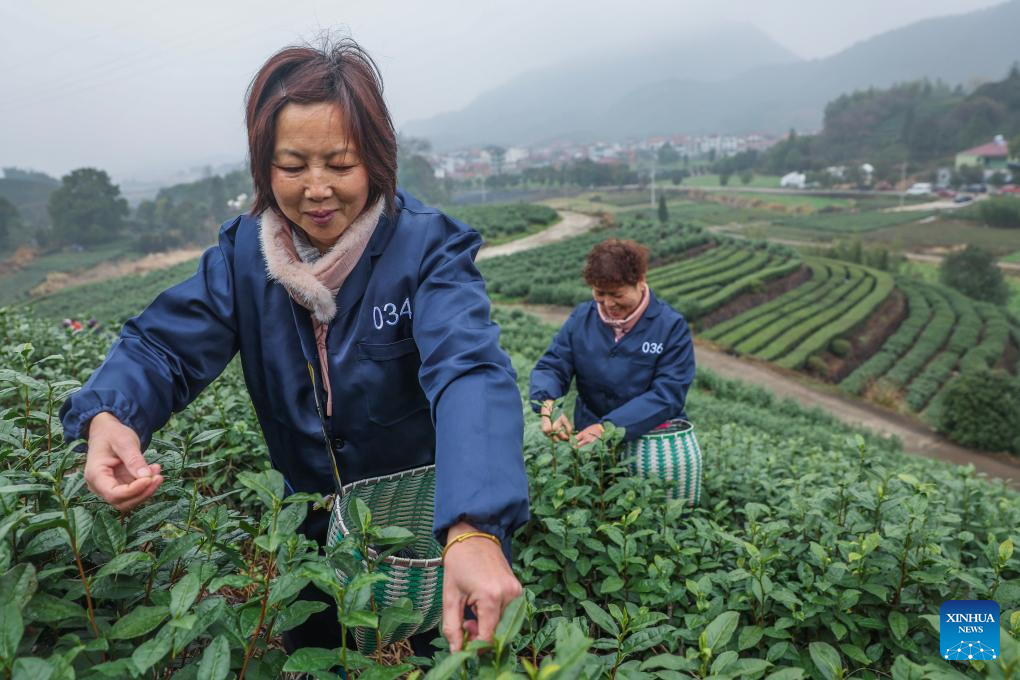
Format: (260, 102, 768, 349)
(402, 23, 800, 148)
(405, 0, 1020, 148)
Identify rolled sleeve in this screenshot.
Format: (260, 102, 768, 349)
(60, 239, 240, 448)
(412, 217, 530, 545)
(528, 308, 579, 412)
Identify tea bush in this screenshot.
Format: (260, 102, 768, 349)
(1, 306, 1018, 679)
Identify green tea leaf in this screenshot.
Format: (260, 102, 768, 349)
(282, 647, 341, 673)
(132, 636, 171, 675)
(170, 572, 202, 618)
(580, 600, 620, 637)
(92, 511, 126, 556)
(24, 593, 86, 623)
(0, 564, 37, 610)
(197, 634, 231, 680)
(808, 641, 842, 680)
(494, 595, 528, 648)
(109, 605, 169, 639)
(889, 611, 908, 640)
(422, 651, 471, 680)
(704, 611, 740, 650)
(0, 604, 24, 664)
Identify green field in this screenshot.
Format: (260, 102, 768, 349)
(25, 258, 200, 323)
(443, 202, 559, 245)
(869, 217, 1020, 256)
(1004, 250, 1020, 263)
(682, 173, 783, 188)
(0, 241, 137, 307)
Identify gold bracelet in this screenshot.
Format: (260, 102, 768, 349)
(442, 530, 502, 561)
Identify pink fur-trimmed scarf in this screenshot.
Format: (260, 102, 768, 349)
(258, 199, 385, 416)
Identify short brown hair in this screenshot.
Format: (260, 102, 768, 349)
(583, 239, 650, 288)
(245, 38, 397, 216)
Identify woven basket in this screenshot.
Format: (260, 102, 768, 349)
(620, 419, 703, 506)
(326, 465, 443, 654)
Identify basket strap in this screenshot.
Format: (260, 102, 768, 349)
(307, 362, 344, 495)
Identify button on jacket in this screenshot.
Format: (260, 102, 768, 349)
(529, 293, 695, 442)
(60, 190, 530, 543)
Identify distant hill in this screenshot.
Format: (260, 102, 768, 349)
(756, 67, 1020, 175)
(0, 168, 59, 247)
(402, 23, 800, 148)
(405, 0, 1020, 148)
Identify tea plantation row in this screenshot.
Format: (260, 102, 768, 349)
(0, 306, 1018, 679)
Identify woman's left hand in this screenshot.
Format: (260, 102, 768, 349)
(574, 423, 605, 447)
(441, 521, 523, 652)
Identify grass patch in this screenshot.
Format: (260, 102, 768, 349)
(0, 241, 137, 307)
(24, 258, 200, 323)
(1003, 249, 1020, 263)
(683, 174, 783, 188)
(868, 216, 1020, 256)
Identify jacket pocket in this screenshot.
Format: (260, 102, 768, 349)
(356, 338, 430, 426)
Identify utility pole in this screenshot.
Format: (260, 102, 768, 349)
(650, 162, 657, 208)
(899, 162, 907, 208)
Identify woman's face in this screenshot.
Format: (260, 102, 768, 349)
(270, 101, 370, 252)
(592, 281, 646, 320)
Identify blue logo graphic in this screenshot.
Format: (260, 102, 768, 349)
(940, 600, 999, 661)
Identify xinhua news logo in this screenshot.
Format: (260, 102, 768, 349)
(940, 600, 999, 661)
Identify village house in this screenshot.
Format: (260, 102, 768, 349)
(955, 135, 1011, 177)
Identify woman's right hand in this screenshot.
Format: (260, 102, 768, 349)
(540, 414, 573, 442)
(84, 412, 164, 512)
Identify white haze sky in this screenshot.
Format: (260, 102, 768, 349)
(0, 0, 1006, 182)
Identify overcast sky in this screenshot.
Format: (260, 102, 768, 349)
(0, 0, 1007, 183)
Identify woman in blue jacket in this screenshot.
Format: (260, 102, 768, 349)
(60, 40, 528, 654)
(530, 239, 695, 446)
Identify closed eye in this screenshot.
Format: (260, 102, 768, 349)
(275, 165, 303, 173)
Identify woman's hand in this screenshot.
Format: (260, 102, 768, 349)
(541, 414, 573, 441)
(574, 423, 605, 447)
(539, 399, 573, 441)
(441, 521, 522, 652)
(84, 412, 164, 512)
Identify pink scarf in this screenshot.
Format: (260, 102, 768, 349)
(596, 283, 650, 342)
(259, 199, 385, 415)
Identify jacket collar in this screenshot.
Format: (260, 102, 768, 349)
(258, 198, 392, 324)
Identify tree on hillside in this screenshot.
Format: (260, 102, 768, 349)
(48, 168, 128, 246)
(0, 195, 21, 249)
(740, 169, 754, 185)
(1010, 134, 1020, 159)
(657, 142, 680, 165)
(935, 368, 1020, 454)
(397, 136, 447, 204)
(719, 172, 731, 187)
(657, 194, 669, 223)
(939, 245, 1010, 305)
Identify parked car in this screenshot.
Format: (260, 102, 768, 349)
(953, 194, 974, 204)
(999, 184, 1020, 195)
(965, 183, 987, 194)
(937, 188, 956, 198)
(905, 182, 933, 196)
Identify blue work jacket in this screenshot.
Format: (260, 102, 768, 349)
(529, 293, 695, 442)
(60, 190, 529, 543)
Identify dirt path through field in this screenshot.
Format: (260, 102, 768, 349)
(28, 248, 205, 298)
(477, 211, 597, 261)
(497, 301, 1020, 489)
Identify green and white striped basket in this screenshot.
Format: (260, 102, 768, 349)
(326, 465, 443, 654)
(621, 419, 703, 506)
